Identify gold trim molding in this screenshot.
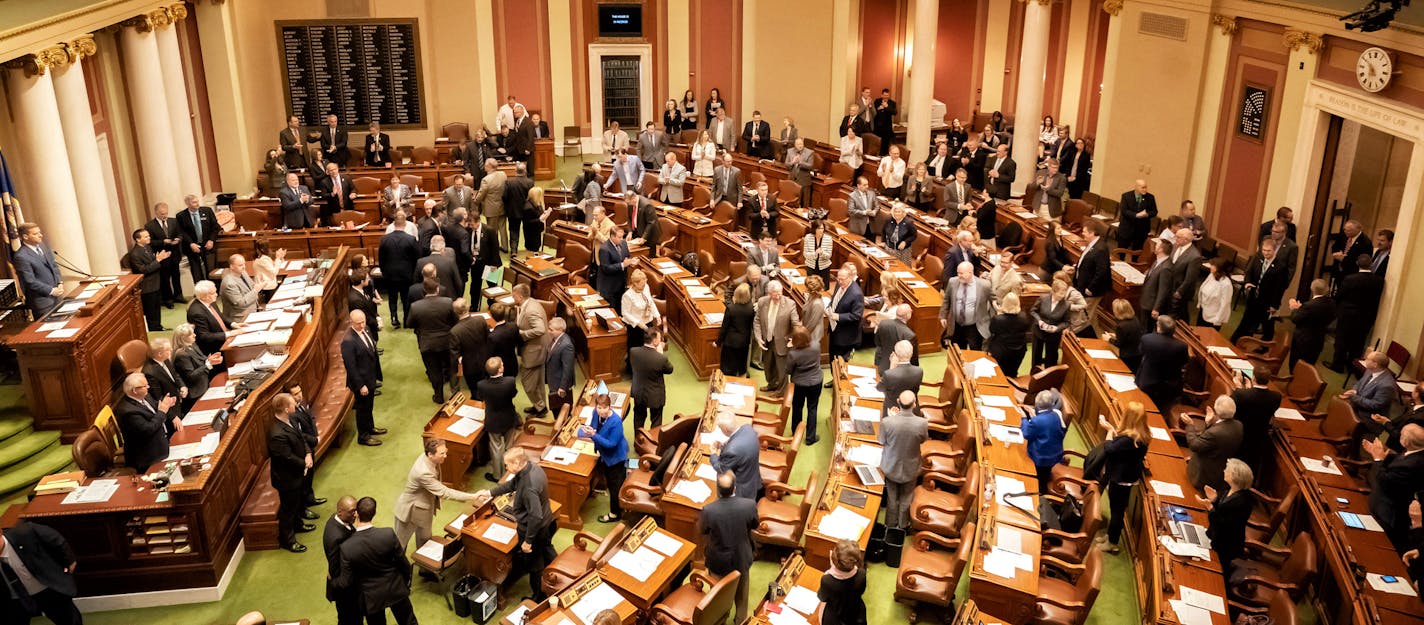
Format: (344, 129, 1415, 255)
(148, 7, 174, 29)
(1212, 14, 1238, 37)
(63, 35, 98, 63)
(1103, 0, 1124, 16)
(118, 14, 153, 34)
(0, 45, 65, 77)
(1283, 28, 1323, 55)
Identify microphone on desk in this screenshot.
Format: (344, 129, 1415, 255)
(558, 178, 569, 191)
(53, 250, 96, 279)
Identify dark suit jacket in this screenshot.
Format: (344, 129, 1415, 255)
(1138, 259, 1172, 316)
(838, 115, 870, 138)
(877, 364, 924, 415)
(503, 175, 534, 222)
(597, 241, 631, 304)
(873, 318, 918, 374)
(1168, 246, 1203, 304)
(1185, 418, 1243, 491)
(280, 126, 306, 169)
(377, 231, 421, 286)
(348, 288, 380, 339)
(545, 333, 575, 391)
(1136, 333, 1189, 392)
(415, 253, 464, 301)
(718, 302, 756, 349)
(323, 515, 355, 602)
(1242, 254, 1290, 309)
(267, 418, 308, 492)
(440, 220, 473, 272)
(983, 156, 1015, 200)
(711, 425, 762, 498)
(631, 199, 660, 246)
(828, 282, 864, 348)
(942, 245, 976, 286)
(408, 296, 458, 352)
(176, 207, 219, 251)
(13, 243, 61, 314)
(186, 300, 234, 354)
(319, 126, 350, 166)
(451, 316, 491, 379)
(701, 495, 759, 576)
(278, 185, 315, 229)
(320, 174, 357, 220)
(145, 216, 183, 259)
(487, 462, 553, 541)
(116, 395, 169, 471)
(1369, 450, 1424, 545)
(473, 223, 502, 267)
(1258, 220, 1297, 243)
(341, 329, 382, 392)
(143, 359, 184, 422)
(489, 322, 520, 376)
(173, 344, 211, 406)
(1291, 296, 1336, 361)
(335, 527, 410, 613)
(1074, 240, 1111, 298)
(1337, 270, 1386, 326)
(1207, 489, 1254, 565)
(2, 521, 77, 597)
(363, 132, 392, 166)
(1117, 191, 1158, 243)
(477, 375, 519, 435)
(292, 403, 319, 451)
(957, 145, 989, 190)
(741, 120, 772, 156)
(129, 244, 161, 294)
(1332, 234, 1373, 278)
(630, 345, 674, 407)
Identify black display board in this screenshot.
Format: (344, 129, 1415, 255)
(277, 19, 426, 129)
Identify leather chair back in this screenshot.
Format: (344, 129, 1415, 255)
(923, 254, 945, 290)
(778, 219, 807, 250)
(653, 416, 701, 457)
(712, 201, 738, 225)
(399, 174, 423, 190)
(1284, 361, 1325, 411)
(353, 176, 383, 195)
(827, 198, 849, 224)
(777, 180, 802, 207)
(747, 172, 766, 188)
(640, 172, 659, 198)
(1319, 397, 1356, 440)
(73, 426, 115, 477)
(1073, 548, 1105, 623)
(1028, 364, 1070, 395)
(1278, 532, 1319, 590)
(827, 162, 855, 182)
(694, 571, 740, 625)
(698, 251, 719, 282)
(692, 185, 712, 212)
(117, 340, 150, 374)
(333, 210, 365, 225)
(798, 471, 821, 524)
(1268, 589, 1298, 625)
(590, 522, 629, 564)
(442, 122, 471, 143)
(235, 208, 272, 231)
(411, 147, 437, 164)
(1258, 486, 1298, 540)
(564, 242, 591, 273)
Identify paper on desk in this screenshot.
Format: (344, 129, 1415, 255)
(58, 301, 83, 313)
(1206, 345, 1236, 356)
(783, 585, 820, 615)
(415, 539, 446, 562)
(1159, 536, 1211, 560)
(817, 506, 870, 540)
(965, 358, 999, 379)
(1301, 457, 1343, 475)
(197, 432, 220, 455)
(1150, 426, 1172, 441)
(695, 462, 718, 481)
(285, 260, 306, 270)
(671, 479, 712, 503)
(273, 311, 302, 328)
(1112, 262, 1146, 285)
(1274, 407, 1305, 421)
(1086, 348, 1117, 360)
(505, 606, 531, 625)
(607, 547, 664, 582)
(704, 312, 724, 324)
(892, 271, 915, 279)
(182, 408, 224, 427)
(713, 392, 745, 406)
(768, 607, 811, 625)
(1168, 600, 1214, 625)
(449, 513, 470, 529)
(1149, 480, 1185, 499)
(996, 526, 1023, 552)
(62, 479, 119, 505)
(980, 547, 1029, 579)
(844, 364, 877, 378)
(987, 424, 1025, 445)
(1367, 573, 1420, 596)
(979, 406, 1008, 422)
(981, 394, 1016, 408)
(845, 445, 882, 467)
(1224, 358, 1255, 371)
(482, 523, 517, 544)
(37, 321, 66, 332)
(542, 446, 579, 465)
(445, 418, 480, 438)
(455, 404, 485, 421)
(850, 384, 884, 400)
(643, 530, 682, 557)
(49, 328, 78, 338)
(848, 405, 881, 423)
(1104, 372, 1138, 393)
(570, 582, 625, 625)
(1179, 586, 1226, 615)
(244, 309, 283, 323)
(725, 383, 756, 396)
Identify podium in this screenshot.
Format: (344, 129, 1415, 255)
(534, 138, 556, 180)
(9, 275, 145, 442)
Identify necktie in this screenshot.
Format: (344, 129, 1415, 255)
(207, 303, 228, 332)
(1262, 261, 1271, 276)
(766, 300, 778, 333)
(162, 361, 176, 382)
(361, 331, 374, 351)
(957, 183, 964, 203)
(333, 177, 341, 198)
(959, 283, 971, 325)
(1373, 251, 1385, 271)
(192, 212, 202, 240)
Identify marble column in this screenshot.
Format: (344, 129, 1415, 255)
(193, 0, 250, 191)
(154, 5, 202, 196)
(118, 14, 183, 213)
(1184, 15, 1237, 212)
(1087, 0, 1123, 195)
(51, 36, 122, 275)
(905, 0, 939, 163)
(1010, 0, 1053, 196)
(1263, 29, 1323, 212)
(2, 52, 92, 273)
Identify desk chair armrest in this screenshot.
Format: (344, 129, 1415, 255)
(1042, 528, 1090, 545)
(687, 570, 716, 591)
(1285, 394, 1318, 407)
(1235, 574, 1298, 594)
(1270, 372, 1295, 384)
(1226, 599, 1269, 616)
(1247, 488, 1283, 510)
(1236, 336, 1275, 352)
(1035, 594, 1090, 612)
(759, 432, 793, 449)
(927, 421, 955, 437)
(1041, 554, 1087, 579)
(1243, 539, 1290, 565)
(911, 531, 962, 553)
(922, 471, 967, 490)
(570, 530, 605, 552)
(637, 453, 662, 471)
(763, 480, 806, 501)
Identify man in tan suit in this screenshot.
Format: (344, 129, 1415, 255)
(394, 438, 477, 554)
(474, 158, 508, 251)
(513, 284, 550, 417)
(753, 281, 801, 396)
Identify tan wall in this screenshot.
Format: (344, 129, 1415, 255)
(742, 0, 835, 142)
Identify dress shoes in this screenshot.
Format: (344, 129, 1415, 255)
(823, 381, 835, 389)
(750, 362, 764, 371)
(433, 393, 445, 404)
(758, 385, 773, 392)
(359, 436, 382, 446)
(297, 523, 317, 533)
(805, 436, 820, 445)
(484, 472, 499, 482)
(308, 497, 328, 506)
(370, 427, 388, 435)
(302, 509, 319, 520)
(523, 407, 540, 415)
(392, 320, 401, 330)
(283, 542, 307, 553)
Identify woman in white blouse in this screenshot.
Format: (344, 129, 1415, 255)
(621, 268, 662, 358)
(802, 219, 834, 285)
(839, 126, 864, 169)
(252, 239, 285, 305)
(1039, 115, 1058, 145)
(691, 130, 718, 177)
(1196, 258, 1233, 330)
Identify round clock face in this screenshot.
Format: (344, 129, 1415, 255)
(1358, 47, 1393, 93)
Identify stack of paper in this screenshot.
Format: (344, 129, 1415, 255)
(1274, 407, 1305, 421)
(979, 406, 1008, 422)
(1179, 586, 1226, 615)
(845, 445, 882, 467)
(455, 405, 485, 421)
(817, 506, 870, 540)
(182, 408, 224, 427)
(1301, 457, 1343, 475)
(60, 478, 120, 505)
(1168, 600, 1213, 625)
(1206, 345, 1236, 356)
(844, 364, 877, 379)
(1086, 348, 1117, 360)
(981, 394, 1016, 408)
(704, 312, 724, 324)
(981, 547, 1032, 578)
(1159, 536, 1211, 560)
(543, 446, 579, 465)
(201, 385, 237, 401)
(608, 546, 666, 582)
(483, 524, 517, 544)
(848, 405, 881, 423)
(570, 582, 625, 625)
(1149, 480, 1186, 499)
(445, 418, 480, 438)
(1149, 426, 1172, 441)
(725, 383, 756, 396)
(1104, 373, 1138, 392)
(782, 586, 820, 615)
(643, 531, 682, 556)
(694, 463, 719, 481)
(767, 608, 811, 625)
(415, 539, 447, 562)
(1112, 262, 1146, 285)
(671, 479, 712, 503)
(987, 424, 1025, 445)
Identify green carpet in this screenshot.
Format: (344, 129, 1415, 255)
(15, 156, 1339, 624)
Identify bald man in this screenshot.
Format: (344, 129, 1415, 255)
(1364, 425, 1424, 551)
(1118, 180, 1158, 251)
(340, 310, 385, 446)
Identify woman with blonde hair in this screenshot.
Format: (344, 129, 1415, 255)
(522, 186, 551, 253)
(172, 323, 223, 412)
(716, 283, 756, 375)
(1099, 400, 1150, 553)
(691, 130, 718, 177)
(621, 269, 661, 362)
(1031, 279, 1073, 368)
(1052, 270, 1092, 338)
(252, 239, 285, 305)
(987, 292, 1031, 376)
(1108, 298, 1145, 372)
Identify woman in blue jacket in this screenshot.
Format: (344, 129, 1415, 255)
(579, 393, 629, 523)
(1021, 389, 1068, 494)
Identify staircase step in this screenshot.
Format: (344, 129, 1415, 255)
(0, 445, 73, 499)
(0, 430, 60, 472)
(0, 415, 33, 445)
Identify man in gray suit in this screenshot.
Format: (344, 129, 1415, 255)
(1024, 158, 1069, 220)
(709, 108, 738, 151)
(603, 148, 645, 195)
(637, 122, 669, 168)
(1180, 395, 1243, 492)
(415, 236, 464, 300)
(13, 223, 63, 317)
(1346, 351, 1400, 454)
(442, 174, 475, 214)
(710, 152, 743, 209)
(879, 390, 928, 534)
(754, 281, 801, 395)
(513, 284, 549, 417)
(474, 158, 508, 251)
(878, 341, 924, 416)
(701, 472, 757, 624)
(710, 412, 761, 499)
(939, 261, 992, 350)
(745, 232, 781, 276)
(847, 176, 879, 239)
(1166, 227, 1203, 320)
(874, 304, 918, 375)
(218, 254, 260, 322)
(544, 318, 576, 419)
(939, 168, 973, 226)
(278, 171, 316, 229)
(657, 152, 690, 205)
(1139, 239, 1174, 324)
(784, 137, 816, 208)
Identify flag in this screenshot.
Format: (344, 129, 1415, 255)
(0, 145, 22, 254)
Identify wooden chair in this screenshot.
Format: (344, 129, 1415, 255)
(711, 201, 738, 226)
(353, 176, 382, 195)
(919, 370, 963, 433)
(1062, 199, 1091, 229)
(410, 535, 464, 603)
(1228, 533, 1318, 609)
(541, 523, 627, 597)
(909, 468, 979, 538)
(920, 409, 974, 477)
(441, 122, 470, 143)
(235, 208, 272, 232)
(562, 125, 583, 159)
(777, 179, 803, 208)
(399, 174, 423, 190)
(894, 524, 976, 623)
(827, 162, 856, 183)
(698, 250, 719, 284)
(747, 171, 766, 188)
(332, 210, 365, 225)
(1271, 361, 1326, 412)
(633, 414, 700, 458)
(1027, 548, 1103, 625)
(1039, 484, 1103, 565)
(117, 339, 150, 374)
(757, 423, 804, 487)
(1236, 332, 1291, 376)
(410, 147, 437, 165)
(1008, 364, 1069, 404)
(656, 217, 680, 257)
(691, 185, 713, 213)
(72, 426, 127, 478)
(921, 254, 945, 291)
(827, 198, 849, 225)
(752, 470, 819, 552)
(619, 444, 687, 519)
(1246, 485, 1298, 544)
(650, 570, 740, 625)
(1295, 397, 1357, 456)
(750, 392, 791, 438)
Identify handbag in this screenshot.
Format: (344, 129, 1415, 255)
(1081, 442, 1109, 484)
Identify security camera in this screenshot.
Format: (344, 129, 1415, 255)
(1341, 0, 1410, 32)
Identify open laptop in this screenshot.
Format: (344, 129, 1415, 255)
(853, 464, 884, 488)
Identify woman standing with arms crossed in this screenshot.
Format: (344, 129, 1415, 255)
(1099, 401, 1150, 554)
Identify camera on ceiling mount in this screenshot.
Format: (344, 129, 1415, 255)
(1341, 0, 1410, 32)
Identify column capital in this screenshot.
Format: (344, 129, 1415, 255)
(1, 46, 66, 77)
(148, 7, 175, 29)
(1283, 28, 1323, 55)
(169, 3, 190, 21)
(1211, 14, 1238, 37)
(1102, 0, 1124, 16)
(63, 35, 98, 64)
(115, 14, 154, 33)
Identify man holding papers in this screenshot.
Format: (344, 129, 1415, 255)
(393, 439, 476, 564)
(700, 472, 756, 624)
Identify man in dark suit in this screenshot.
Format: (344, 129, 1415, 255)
(1231, 369, 1282, 474)
(872, 89, 897, 155)
(625, 192, 661, 248)
(741, 110, 773, 159)
(12, 224, 63, 318)
(983, 144, 1015, 201)
(176, 195, 219, 284)
(268, 393, 314, 552)
(477, 357, 519, 481)
(1257, 206, 1296, 243)
(710, 413, 761, 499)
(747, 180, 779, 239)
(278, 172, 316, 230)
(1231, 238, 1290, 343)
(279, 115, 306, 170)
(377, 225, 420, 329)
(415, 236, 464, 300)
(320, 163, 357, 224)
(956, 137, 990, 191)
(1118, 180, 1158, 251)
(340, 310, 385, 447)
(700, 472, 757, 624)
(1330, 219, 1372, 287)
(143, 340, 186, 426)
(1372, 385, 1424, 455)
(319, 114, 350, 167)
(1166, 227, 1203, 320)
(128, 229, 168, 331)
(508, 106, 535, 164)
(527, 113, 551, 141)
(363, 122, 392, 167)
(874, 304, 917, 375)
(878, 341, 924, 417)
(503, 163, 534, 251)
(187, 280, 240, 354)
(450, 298, 490, 398)
(1371, 229, 1393, 276)
(545, 318, 576, 420)
(838, 103, 870, 138)
(1136, 315, 1190, 411)
(488, 304, 521, 378)
(335, 497, 416, 625)
(744, 233, 781, 276)
(440, 210, 474, 292)
(710, 151, 743, 209)
(1330, 254, 1387, 372)
(470, 218, 502, 310)
(1363, 425, 1424, 551)
(827, 266, 864, 368)
(1138, 239, 1174, 325)
(284, 382, 325, 514)
(1180, 395, 1243, 492)
(1073, 219, 1111, 321)
(323, 496, 360, 625)
(941, 230, 978, 286)
(1, 520, 81, 625)
(597, 228, 634, 311)
(629, 329, 674, 429)
(477, 448, 556, 601)
(407, 280, 459, 403)
(348, 269, 380, 341)
(145, 203, 185, 307)
(1287, 279, 1335, 368)
(115, 372, 179, 472)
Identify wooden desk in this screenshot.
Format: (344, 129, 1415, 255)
(459, 497, 563, 584)
(425, 398, 487, 487)
(534, 388, 615, 530)
(9, 274, 146, 441)
(753, 554, 824, 625)
(829, 227, 943, 355)
(659, 447, 716, 544)
(801, 476, 881, 571)
(639, 256, 724, 378)
(508, 252, 570, 301)
(216, 225, 385, 265)
(552, 284, 625, 383)
(533, 138, 556, 180)
(595, 517, 696, 612)
(518, 572, 639, 625)
(967, 520, 1042, 625)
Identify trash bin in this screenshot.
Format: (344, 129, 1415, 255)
(885, 527, 905, 568)
(866, 522, 887, 563)
(452, 575, 477, 618)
